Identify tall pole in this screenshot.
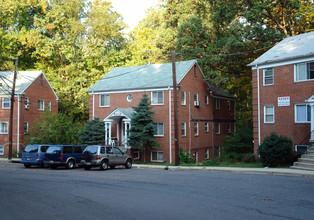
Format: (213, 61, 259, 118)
(8, 58, 18, 160)
(172, 51, 179, 166)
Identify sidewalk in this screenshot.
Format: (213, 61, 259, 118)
(1, 158, 313, 177)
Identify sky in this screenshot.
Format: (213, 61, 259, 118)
(110, 0, 160, 31)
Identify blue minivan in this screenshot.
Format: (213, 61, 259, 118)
(21, 144, 51, 168)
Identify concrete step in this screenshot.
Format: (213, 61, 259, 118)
(298, 158, 314, 164)
(291, 162, 314, 170)
(290, 165, 314, 171)
(302, 154, 314, 159)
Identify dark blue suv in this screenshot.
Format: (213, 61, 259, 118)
(43, 145, 85, 169)
(21, 144, 51, 168)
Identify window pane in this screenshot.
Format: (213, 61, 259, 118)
(264, 68, 273, 84)
(152, 152, 157, 160)
(105, 94, 110, 105)
(307, 105, 311, 121)
(158, 92, 163, 103)
(296, 63, 307, 81)
(157, 152, 164, 160)
(308, 62, 314, 79)
(181, 91, 186, 105)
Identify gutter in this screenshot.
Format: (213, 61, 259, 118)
(256, 65, 261, 146)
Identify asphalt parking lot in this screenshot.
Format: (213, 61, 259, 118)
(1, 162, 314, 220)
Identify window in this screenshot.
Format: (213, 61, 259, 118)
(228, 101, 231, 111)
(24, 122, 29, 134)
(38, 100, 44, 111)
(205, 122, 209, 132)
(0, 122, 8, 134)
(151, 91, 163, 105)
(154, 122, 164, 136)
(48, 101, 52, 111)
(295, 62, 314, 81)
(24, 97, 29, 109)
(63, 146, 73, 154)
(181, 122, 186, 136)
(127, 94, 133, 102)
(133, 151, 139, 159)
(205, 95, 209, 105)
(205, 149, 209, 159)
(228, 123, 232, 134)
(194, 122, 199, 136)
(194, 93, 198, 102)
(152, 151, 164, 162)
(2, 97, 10, 109)
(100, 94, 110, 107)
(215, 123, 220, 134)
(74, 146, 83, 154)
(295, 104, 311, 122)
(215, 98, 220, 109)
(263, 68, 274, 85)
(181, 91, 186, 105)
(264, 105, 274, 123)
(0, 145, 3, 155)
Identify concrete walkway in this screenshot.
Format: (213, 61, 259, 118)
(1, 158, 313, 177)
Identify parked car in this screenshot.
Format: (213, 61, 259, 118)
(81, 145, 132, 170)
(21, 144, 51, 168)
(43, 145, 85, 169)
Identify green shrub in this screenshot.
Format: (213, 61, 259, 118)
(179, 147, 191, 164)
(258, 132, 294, 167)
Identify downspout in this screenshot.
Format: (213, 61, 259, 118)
(92, 92, 95, 119)
(17, 95, 20, 157)
(256, 65, 261, 146)
(188, 92, 191, 153)
(168, 86, 172, 164)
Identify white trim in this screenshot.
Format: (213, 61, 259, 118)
(151, 91, 164, 105)
(257, 65, 261, 145)
(264, 105, 275, 123)
(17, 95, 20, 156)
(250, 57, 314, 70)
(99, 94, 110, 107)
(295, 103, 311, 123)
(263, 68, 274, 86)
(90, 87, 173, 95)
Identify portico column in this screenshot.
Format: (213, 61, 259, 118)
(105, 122, 112, 145)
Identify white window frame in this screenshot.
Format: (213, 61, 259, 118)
(181, 122, 186, 136)
(194, 122, 199, 136)
(295, 104, 311, 123)
(154, 122, 164, 136)
(215, 123, 220, 134)
(24, 122, 29, 134)
(0, 122, 8, 134)
(2, 97, 10, 109)
(194, 93, 198, 102)
(0, 145, 4, 155)
(48, 101, 52, 111)
(151, 151, 164, 162)
(133, 151, 140, 160)
(205, 149, 209, 159)
(205, 122, 209, 132)
(294, 62, 314, 82)
(215, 98, 220, 109)
(205, 95, 209, 105)
(24, 97, 29, 109)
(264, 105, 274, 123)
(151, 91, 164, 105)
(100, 94, 110, 107)
(181, 91, 186, 105)
(38, 100, 44, 111)
(263, 68, 274, 85)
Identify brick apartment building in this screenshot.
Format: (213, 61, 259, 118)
(0, 71, 58, 157)
(88, 60, 235, 163)
(248, 31, 314, 153)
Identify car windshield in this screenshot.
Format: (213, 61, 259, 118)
(23, 145, 39, 153)
(46, 146, 61, 154)
(85, 146, 98, 154)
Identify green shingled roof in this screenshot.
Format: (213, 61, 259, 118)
(88, 60, 197, 93)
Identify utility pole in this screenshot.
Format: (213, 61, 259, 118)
(172, 51, 179, 166)
(8, 57, 18, 160)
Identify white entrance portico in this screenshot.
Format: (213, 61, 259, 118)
(306, 95, 314, 142)
(103, 108, 135, 150)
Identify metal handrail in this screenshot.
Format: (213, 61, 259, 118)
(297, 130, 314, 146)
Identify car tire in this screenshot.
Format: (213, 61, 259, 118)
(100, 160, 108, 170)
(83, 151, 92, 162)
(84, 165, 91, 170)
(24, 164, 31, 168)
(66, 160, 75, 169)
(50, 164, 57, 169)
(125, 159, 132, 169)
(41, 162, 48, 168)
(110, 165, 115, 169)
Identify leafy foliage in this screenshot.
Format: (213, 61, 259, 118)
(258, 132, 294, 167)
(26, 111, 83, 145)
(128, 94, 159, 150)
(78, 118, 106, 145)
(179, 147, 191, 164)
(222, 127, 254, 162)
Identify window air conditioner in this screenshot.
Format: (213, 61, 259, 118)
(194, 101, 200, 107)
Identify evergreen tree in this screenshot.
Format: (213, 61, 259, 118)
(128, 94, 159, 152)
(79, 118, 106, 145)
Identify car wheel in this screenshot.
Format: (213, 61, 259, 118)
(100, 160, 108, 170)
(50, 164, 57, 169)
(125, 159, 132, 169)
(66, 160, 75, 169)
(84, 165, 91, 170)
(41, 162, 48, 168)
(110, 165, 115, 169)
(24, 164, 31, 168)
